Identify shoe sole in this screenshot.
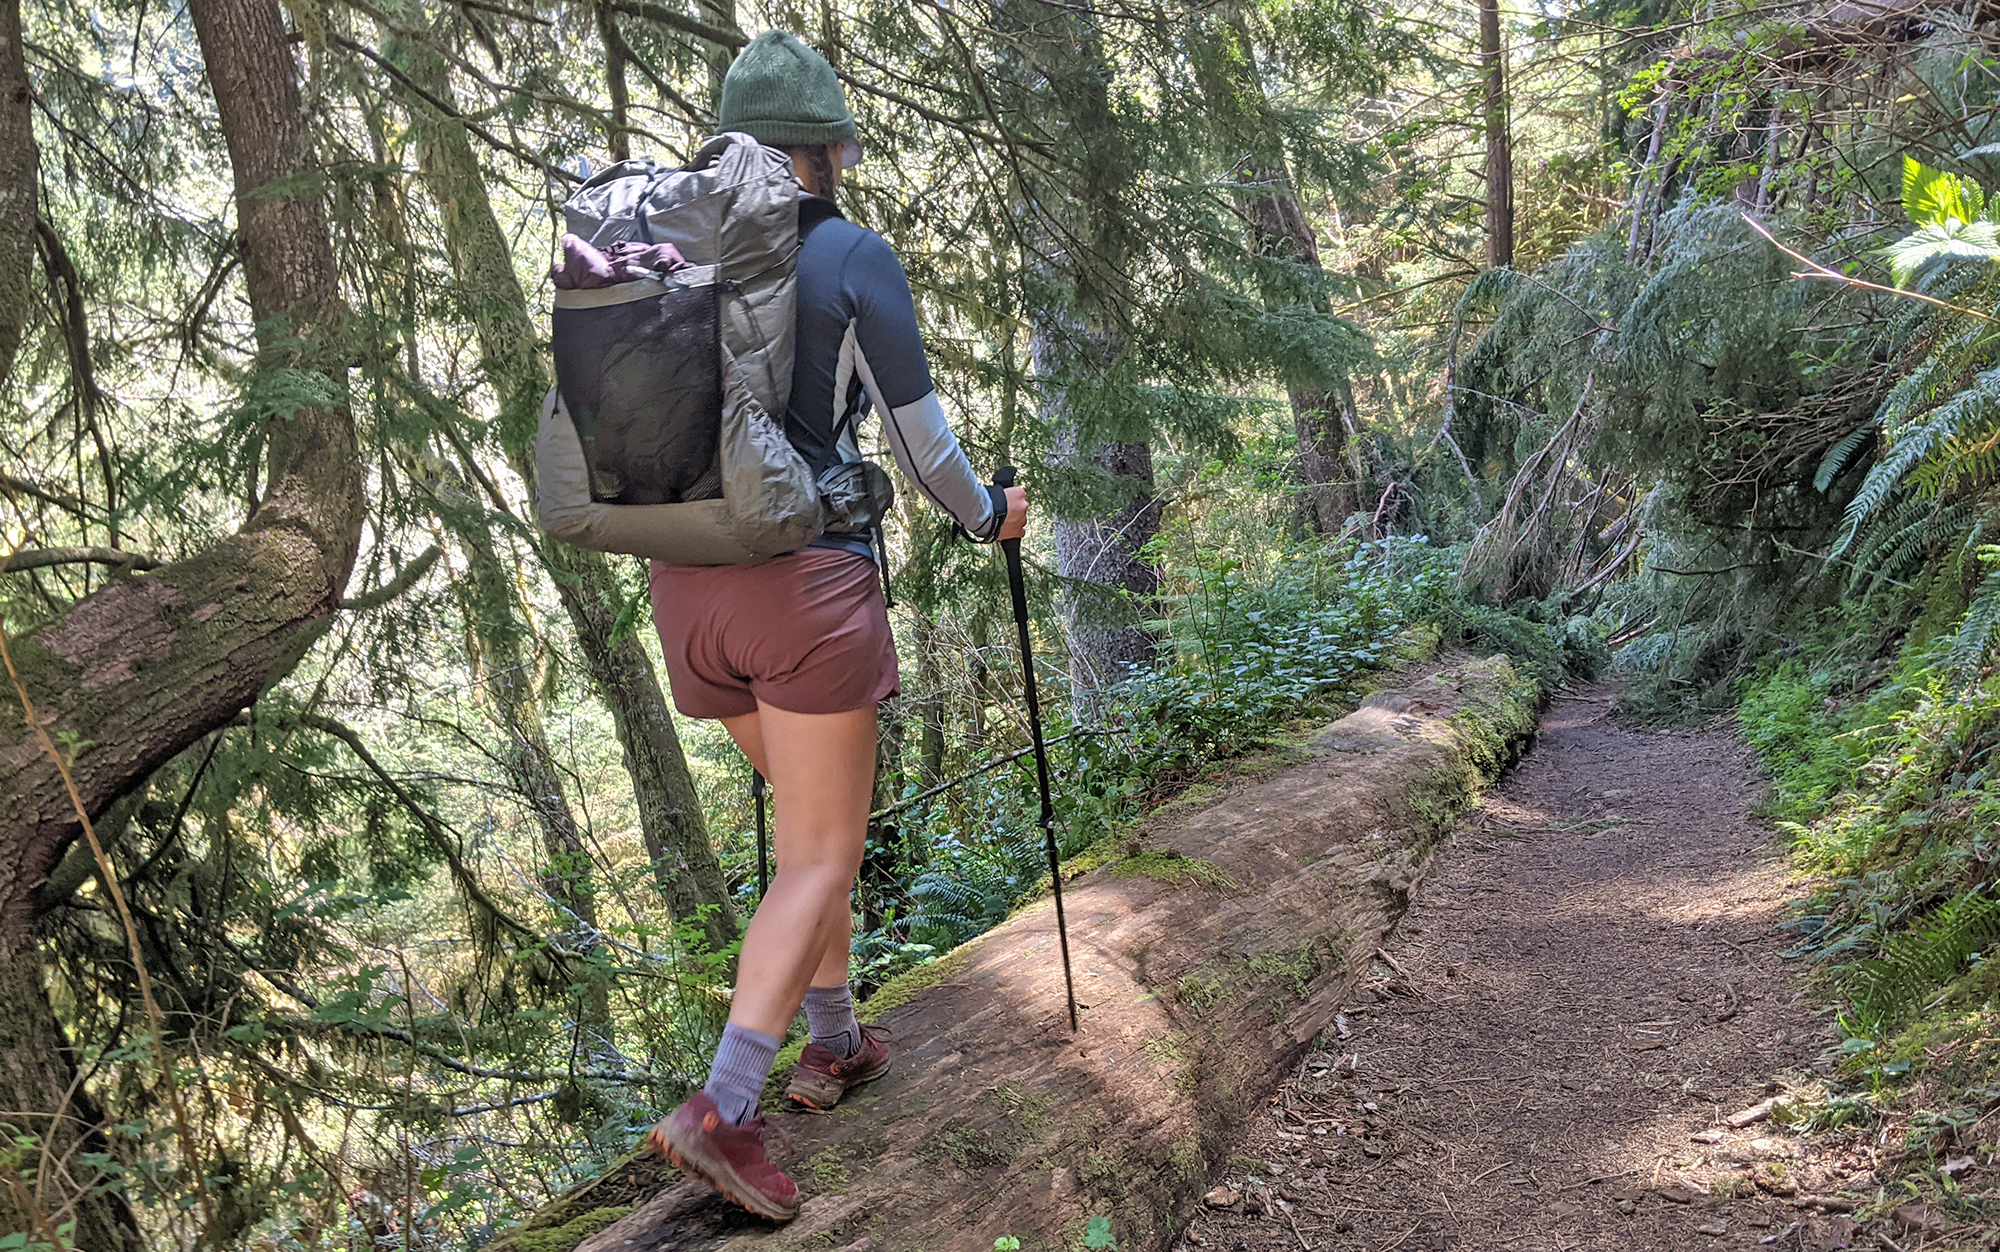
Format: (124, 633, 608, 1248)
(648, 1122, 799, 1222)
(786, 1053, 892, 1112)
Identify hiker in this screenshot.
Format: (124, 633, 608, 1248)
(641, 32, 1029, 1221)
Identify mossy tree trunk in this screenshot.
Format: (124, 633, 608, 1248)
(0, 0, 361, 1238)
(445, 502, 618, 1047)
(1479, 0, 1514, 269)
(0, 0, 33, 391)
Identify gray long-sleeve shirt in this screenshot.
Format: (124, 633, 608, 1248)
(787, 195, 1005, 556)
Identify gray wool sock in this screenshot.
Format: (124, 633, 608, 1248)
(704, 1022, 782, 1124)
(803, 982, 861, 1060)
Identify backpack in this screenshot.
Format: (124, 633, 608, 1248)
(535, 132, 889, 564)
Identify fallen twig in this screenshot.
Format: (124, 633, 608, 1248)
(1377, 1223, 1424, 1252)
(1743, 213, 1993, 321)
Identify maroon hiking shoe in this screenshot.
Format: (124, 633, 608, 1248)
(786, 1023, 892, 1112)
(648, 1092, 799, 1221)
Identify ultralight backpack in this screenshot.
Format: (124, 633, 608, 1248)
(536, 132, 886, 564)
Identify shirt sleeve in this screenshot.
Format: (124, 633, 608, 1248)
(838, 231, 1003, 540)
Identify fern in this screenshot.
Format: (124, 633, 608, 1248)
(1947, 556, 2000, 682)
(1849, 888, 2000, 1027)
(1816, 418, 1880, 493)
(1835, 362, 2000, 556)
(1845, 499, 1970, 596)
(903, 830, 1044, 948)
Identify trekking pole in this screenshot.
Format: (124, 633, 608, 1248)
(993, 467, 1079, 1033)
(751, 770, 769, 898)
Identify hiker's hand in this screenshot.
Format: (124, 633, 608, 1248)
(998, 486, 1027, 541)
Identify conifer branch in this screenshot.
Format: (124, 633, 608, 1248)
(329, 33, 581, 185)
(2, 546, 162, 573)
(338, 544, 443, 610)
(597, 0, 746, 49)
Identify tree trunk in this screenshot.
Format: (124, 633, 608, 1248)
(0, 935, 145, 1249)
(0, 0, 360, 1239)
(0, 0, 35, 391)
(594, 1, 631, 162)
(1208, 10, 1361, 535)
(1240, 179, 1361, 535)
(1031, 289, 1162, 704)
(1052, 441, 1162, 697)
(1013, 0, 1161, 711)
(1043, 317, 1164, 701)
(1479, 0, 1514, 270)
(397, 33, 737, 951)
(696, 0, 736, 107)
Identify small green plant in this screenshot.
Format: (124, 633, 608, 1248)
(994, 1238, 1022, 1251)
(1083, 1216, 1118, 1250)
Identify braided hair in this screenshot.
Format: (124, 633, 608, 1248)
(783, 143, 839, 201)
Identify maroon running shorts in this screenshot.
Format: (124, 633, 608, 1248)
(648, 548, 899, 719)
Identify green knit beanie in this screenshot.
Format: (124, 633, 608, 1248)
(717, 32, 859, 156)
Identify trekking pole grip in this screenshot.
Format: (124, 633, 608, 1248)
(993, 466, 1023, 561)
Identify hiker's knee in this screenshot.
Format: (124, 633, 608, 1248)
(775, 847, 864, 896)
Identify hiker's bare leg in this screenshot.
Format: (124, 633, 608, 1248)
(720, 703, 875, 1038)
(722, 711, 859, 992)
(722, 710, 770, 778)
(811, 902, 853, 986)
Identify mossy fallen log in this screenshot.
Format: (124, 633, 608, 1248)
(503, 653, 1538, 1252)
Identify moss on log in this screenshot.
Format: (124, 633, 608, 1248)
(511, 654, 1538, 1252)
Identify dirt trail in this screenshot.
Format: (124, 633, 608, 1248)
(1184, 690, 1863, 1252)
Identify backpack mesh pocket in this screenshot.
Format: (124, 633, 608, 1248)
(552, 276, 723, 506)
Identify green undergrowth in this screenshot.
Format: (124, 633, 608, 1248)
(1733, 589, 2000, 1216)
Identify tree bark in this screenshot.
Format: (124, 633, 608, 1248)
(0, 936, 144, 1249)
(696, 0, 736, 107)
(0, 0, 360, 1239)
(1031, 290, 1162, 704)
(1240, 174, 1360, 535)
(1013, 0, 1162, 710)
(1037, 299, 1162, 702)
(1479, 0, 1514, 270)
(0, 0, 36, 391)
(594, 1, 632, 162)
(1051, 439, 1163, 698)
(396, 32, 737, 950)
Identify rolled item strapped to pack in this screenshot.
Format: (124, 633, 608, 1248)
(535, 132, 828, 564)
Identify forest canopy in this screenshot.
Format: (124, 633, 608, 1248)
(10, 0, 2000, 1244)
